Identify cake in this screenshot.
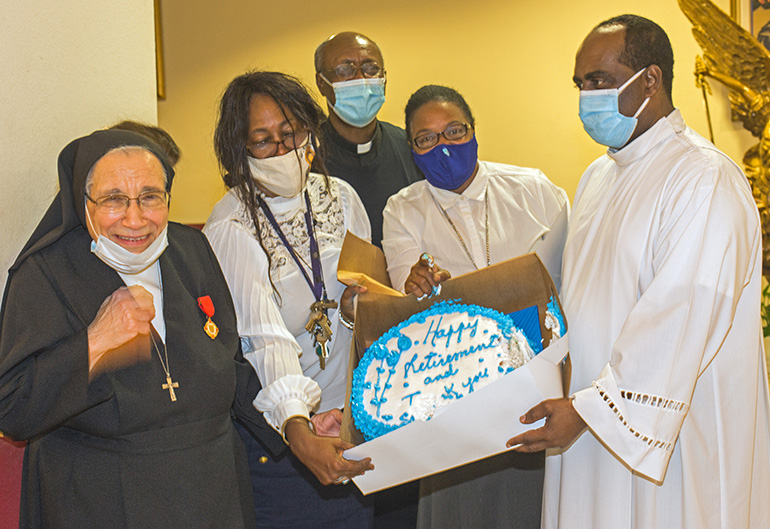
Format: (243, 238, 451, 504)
(351, 299, 565, 441)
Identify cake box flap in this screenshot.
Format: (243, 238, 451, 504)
(337, 231, 401, 297)
(345, 335, 568, 494)
(337, 239, 570, 494)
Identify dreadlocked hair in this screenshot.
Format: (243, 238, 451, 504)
(213, 71, 330, 302)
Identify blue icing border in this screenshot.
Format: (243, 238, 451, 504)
(352, 300, 534, 441)
(547, 296, 566, 334)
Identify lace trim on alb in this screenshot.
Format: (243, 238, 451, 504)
(620, 390, 687, 414)
(593, 382, 675, 452)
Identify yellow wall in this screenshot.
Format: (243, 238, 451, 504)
(158, 0, 755, 224)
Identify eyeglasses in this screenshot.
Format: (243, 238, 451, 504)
(321, 62, 384, 82)
(246, 129, 309, 159)
(86, 190, 170, 214)
(412, 123, 472, 151)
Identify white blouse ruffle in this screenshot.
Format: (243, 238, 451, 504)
(254, 373, 323, 431)
(204, 173, 370, 431)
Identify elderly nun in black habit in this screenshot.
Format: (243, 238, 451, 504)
(0, 129, 366, 529)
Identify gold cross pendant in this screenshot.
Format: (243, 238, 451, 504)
(162, 375, 179, 402)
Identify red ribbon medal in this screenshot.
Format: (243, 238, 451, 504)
(197, 295, 219, 339)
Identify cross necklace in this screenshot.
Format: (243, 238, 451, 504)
(148, 265, 178, 402)
(150, 333, 178, 401)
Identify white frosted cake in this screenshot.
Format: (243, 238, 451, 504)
(351, 299, 564, 441)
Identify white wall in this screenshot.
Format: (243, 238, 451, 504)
(0, 0, 158, 297)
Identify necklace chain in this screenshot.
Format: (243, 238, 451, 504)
(431, 186, 490, 270)
(149, 332, 171, 379)
(148, 264, 178, 402)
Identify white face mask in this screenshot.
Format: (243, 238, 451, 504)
(86, 205, 169, 274)
(248, 141, 312, 198)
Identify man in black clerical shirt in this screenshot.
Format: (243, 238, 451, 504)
(313, 32, 422, 248)
(314, 30, 421, 529)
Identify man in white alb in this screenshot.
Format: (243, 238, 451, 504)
(508, 14, 770, 529)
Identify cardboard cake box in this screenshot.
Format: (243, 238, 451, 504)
(337, 233, 570, 495)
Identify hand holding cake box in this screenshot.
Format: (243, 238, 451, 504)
(337, 233, 569, 494)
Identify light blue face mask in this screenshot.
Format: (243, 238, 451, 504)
(322, 75, 386, 128)
(578, 68, 650, 149)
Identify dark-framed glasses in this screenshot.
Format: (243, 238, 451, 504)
(86, 190, 170, 214)
(321, 62, 384, 82)
(247, 129, 309, 159)
(412, 123, 472, 150)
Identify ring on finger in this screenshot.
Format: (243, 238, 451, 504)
(334, 476, 351, 485)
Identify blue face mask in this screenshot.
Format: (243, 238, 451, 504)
(322, 75, 386, 128)
(412, 136, 479, 190)
(578, 68, 650, 149)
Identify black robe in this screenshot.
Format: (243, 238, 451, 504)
(0, 223, 284, 529)
(313, 119, 423, 248)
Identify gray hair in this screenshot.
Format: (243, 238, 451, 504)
(84, 145, 168, 195)
(314, 39, 331, 72)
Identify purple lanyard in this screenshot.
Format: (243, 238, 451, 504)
(258, 190, 326, 301)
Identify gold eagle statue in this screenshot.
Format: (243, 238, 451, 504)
(679, 0, 770, 277)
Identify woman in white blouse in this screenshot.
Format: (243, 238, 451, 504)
(204, 71, 373, 529)
(381, 85, 569, 529)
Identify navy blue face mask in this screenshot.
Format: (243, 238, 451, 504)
(412, 136, 479, 190)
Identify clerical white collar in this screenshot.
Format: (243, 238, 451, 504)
(357, 140, 373, 154)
